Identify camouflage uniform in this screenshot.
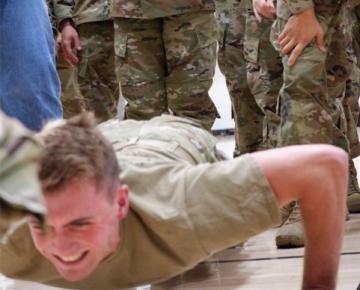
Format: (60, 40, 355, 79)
(47, 0, 86, 118)
(243, 0, 283, 149)
(110, 1, 219, 130)
(0, 111, 45, 243)
(270, 0, 351, 149)
(324, 9, 360, 209)
(352, 3, 360, 67)
(345, 5, 360, 208)
(56, 53, 86, 118)
(215, 0, 264, 155)
(0, 115, 281, 289)
(273, 0, 360, 247)
(53, 0, 120, 122)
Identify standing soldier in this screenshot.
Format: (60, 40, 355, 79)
(269, 0, 360, 248)
(47, 0, 86, 119)
(52, 0, 120, 122)
(110, 0, 219, 131)
(243, 0, 282, 150)
(215, 0, 264, 156)
(345, 3, 360, 214)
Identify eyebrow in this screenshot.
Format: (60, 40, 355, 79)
(27, 216, 95, 226)
(67, 217, 95, 225)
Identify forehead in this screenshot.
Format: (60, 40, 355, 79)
(44, 180, 110, 224)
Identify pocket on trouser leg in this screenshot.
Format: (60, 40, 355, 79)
(114, 31, 130, 85)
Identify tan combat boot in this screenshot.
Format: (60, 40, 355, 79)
(347, 163, 360, 213)
(277, 201, 295, 227)
(276, 202, 304, 248)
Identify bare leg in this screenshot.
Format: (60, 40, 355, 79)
(252, 144, 347, 290)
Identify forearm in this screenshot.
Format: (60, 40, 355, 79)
(299, 149, 347, 290)
(300, 175, 346, 290)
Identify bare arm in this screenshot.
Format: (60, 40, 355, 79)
(252, 144, 347, 290)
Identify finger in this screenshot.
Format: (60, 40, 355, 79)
(62, 36, 79, 65)
(279, 27, 289, 42)
(268, 0, 275, 9)
(68, 50, 79, 65)
(266, 3, 276, 18)
(61, 40, 72, 60)
(74, 35, 82, 51)
(254, 8, 263, 22)
(262, 6, 276, 19)
(279, 36, 291, 49)
(63, 51, 77, 66)
(62, 44, 77, 66)
(316, 30, 326, 53)
(282, 39, 296, 54)
(287, 44, 305, 66)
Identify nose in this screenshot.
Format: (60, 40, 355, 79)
(48, 229, 79, 256)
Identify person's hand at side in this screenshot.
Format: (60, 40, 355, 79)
(252, 0, 276, 21)
(60, 19, 81, 66)
(278, 8, 326, 66)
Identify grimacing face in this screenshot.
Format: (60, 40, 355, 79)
(27, 179, 129, 282)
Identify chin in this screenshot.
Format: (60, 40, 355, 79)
(58, 268, 94, 282)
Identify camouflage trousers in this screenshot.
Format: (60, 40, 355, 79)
(215, 1, 264, 155)
(272, 0, 360, 193)
(77, 20, 119, 122)
(113, 11, 218, 131)
(271, 0, 350, 150)
(56, 51, 85, 118)
(244, 9, 282, 149)
(352, 6, 360, 67)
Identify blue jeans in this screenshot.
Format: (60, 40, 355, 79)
(0, 0, 63, 131)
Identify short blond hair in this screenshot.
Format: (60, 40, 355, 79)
(37, 113, 120, 194)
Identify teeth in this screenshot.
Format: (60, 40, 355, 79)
(58, 252, 84, 262)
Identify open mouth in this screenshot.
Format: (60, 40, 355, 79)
(54, 250, 89, 266)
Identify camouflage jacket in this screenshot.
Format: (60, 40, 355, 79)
(51, 0, 110, 28)
(0, 112, 45, 243)
(110, 0, 215, 19)
(277, 0, 314, 19)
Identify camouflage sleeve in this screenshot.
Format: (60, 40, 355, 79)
(286, 0, 314, 14)
(46, 0, 58, 35)
(52, 0, 74, 29)
(0, 112, 46, 243)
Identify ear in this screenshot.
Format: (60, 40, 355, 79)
(116, 184, 129, 220)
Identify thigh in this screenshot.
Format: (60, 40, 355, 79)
(216, 1, 247, 81)
(114, 18, 166, 85)
(163, 11, 217, 82)
(77, 21, 118, 95)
